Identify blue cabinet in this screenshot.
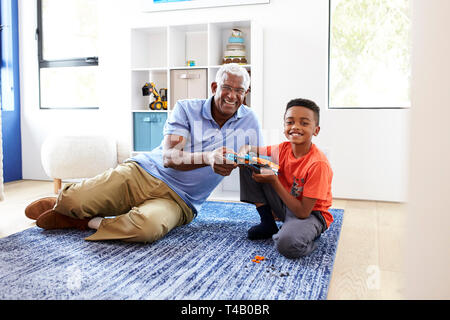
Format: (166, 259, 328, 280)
(133, 112, 168, 151)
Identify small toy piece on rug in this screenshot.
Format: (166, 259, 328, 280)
(251, 255, 266, 263)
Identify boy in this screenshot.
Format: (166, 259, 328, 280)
(238, 98, 333, 259)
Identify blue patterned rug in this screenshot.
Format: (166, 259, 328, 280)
(0, 201, 343, 300)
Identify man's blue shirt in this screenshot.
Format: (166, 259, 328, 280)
(130, 96, 263, 215)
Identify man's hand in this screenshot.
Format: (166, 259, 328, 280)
(251, 167, 278, 184)
(163, 134, 210, 170)
(207, 147, 237, 176)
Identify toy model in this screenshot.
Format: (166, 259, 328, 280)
(225, 153, 279, 175)
(142, 82, 168, 110)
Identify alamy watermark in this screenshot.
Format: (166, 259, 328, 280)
(366, 265, 381, 290)
(66, 265, 82, 291)
(164, 121, 283, 165)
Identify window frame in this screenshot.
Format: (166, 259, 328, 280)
(327, 0, 410, 110)
(36, 0, 99, 109)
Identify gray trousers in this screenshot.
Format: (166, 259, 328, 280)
(239, 167, 327, 258)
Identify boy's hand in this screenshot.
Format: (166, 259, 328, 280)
(235, 145, 252, 169)
(251, 167, 278, 185)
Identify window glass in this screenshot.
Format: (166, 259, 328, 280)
(41, 0, 98, 60)
(39, 67, 99, 109)
(38, 0, 99, 109)
(329, 0, 411, 108)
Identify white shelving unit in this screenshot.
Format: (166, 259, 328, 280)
(129, 19, 263, 193)
(130, 19, 262, 115)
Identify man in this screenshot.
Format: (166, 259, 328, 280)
(25, 63, 263, 243)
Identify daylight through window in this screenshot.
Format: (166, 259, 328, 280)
(329, 0, 411, 109)
(37, 0, 99, 109)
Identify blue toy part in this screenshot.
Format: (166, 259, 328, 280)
(248, 152, 271, 161)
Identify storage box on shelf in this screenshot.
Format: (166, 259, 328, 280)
(133, 112, 168, 152)
(170, 69, 208, 109)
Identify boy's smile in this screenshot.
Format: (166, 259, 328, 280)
(284, 106, 320, 152)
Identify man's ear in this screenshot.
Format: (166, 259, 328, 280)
(313, 126, 320, 136)
(211, 82, 218, 95)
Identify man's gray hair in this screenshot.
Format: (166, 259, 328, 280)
(215, 63, 250, 91)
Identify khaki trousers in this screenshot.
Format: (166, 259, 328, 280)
(54, 161, 194, 243)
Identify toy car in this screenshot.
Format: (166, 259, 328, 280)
(225, 153, 279, 175)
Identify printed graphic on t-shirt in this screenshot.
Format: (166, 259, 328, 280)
(291, 177, 304, 197)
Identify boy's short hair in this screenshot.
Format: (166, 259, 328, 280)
(285, 98, 320, 126)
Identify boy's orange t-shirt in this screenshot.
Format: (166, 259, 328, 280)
(264, 142, 334, 227)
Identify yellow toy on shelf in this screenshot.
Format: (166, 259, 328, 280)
(142, 82, 168, 110)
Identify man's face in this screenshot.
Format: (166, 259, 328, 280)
(211, 73, 247, 122)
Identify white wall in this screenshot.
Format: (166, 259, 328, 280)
(405, 0, 450, 299)
(19, 0, 409, 202)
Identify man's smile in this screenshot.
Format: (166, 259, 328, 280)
(223, 98, 236, 106)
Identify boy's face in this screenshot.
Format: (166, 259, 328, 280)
(284, 106, 320, 145)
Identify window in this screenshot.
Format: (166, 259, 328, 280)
(328, 0, 411, 109)
(37, 0, 99, 109)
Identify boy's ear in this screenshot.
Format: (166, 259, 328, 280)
(313, 126, 320, 136)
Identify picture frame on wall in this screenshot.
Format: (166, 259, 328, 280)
(142, 0, 270, 12)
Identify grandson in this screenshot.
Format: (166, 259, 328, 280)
(238, 98, 333, 259)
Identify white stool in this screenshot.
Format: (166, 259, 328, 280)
(41, 135, 118, 194)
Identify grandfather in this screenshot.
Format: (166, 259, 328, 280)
(25, 63, 263, 243)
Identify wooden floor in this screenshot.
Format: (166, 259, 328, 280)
(0, 180, 406, 299)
